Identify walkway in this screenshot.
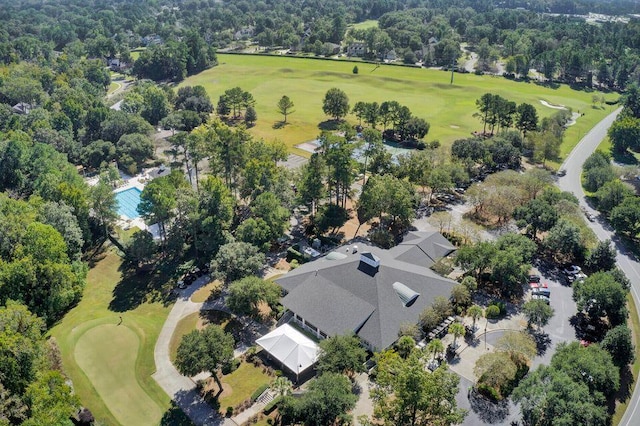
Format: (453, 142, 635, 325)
(152, 278, 236, 426)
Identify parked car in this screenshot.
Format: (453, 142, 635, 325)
(532, 294, 550, 304)
(177, 280, 186, 289)
(568, 272, 588, 283)
(530, 282, 550, 296)
(585, 212, 596, 222)
(528, 274, 541, 283)
(557, 168, 567, 177)
(562, 265, 582, 275)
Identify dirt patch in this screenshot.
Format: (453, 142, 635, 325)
(191, 280, 222, 303)
(274, 258, 291, 272)
(450, 125, 460, 129)
(203, 378, 230, 398)
(332, 196, 371, 241)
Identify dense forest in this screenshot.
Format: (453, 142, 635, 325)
(1, 0, 640, 87)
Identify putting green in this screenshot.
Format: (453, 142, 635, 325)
(75, 324, 163, 426)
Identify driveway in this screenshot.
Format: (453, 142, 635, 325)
(557, 107, 640, 426)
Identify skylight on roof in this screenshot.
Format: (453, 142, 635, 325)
(392, 282, 420, 307)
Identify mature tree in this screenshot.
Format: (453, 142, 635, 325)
(608, 115, 640, 153)
(495, 331, 537, 363)
(210, 242, 265, 283)
(427, 339, 445, 362)
(610, 196, 640, 238)
(522, 299, 554, 329)
(448, 322, 465, 348)
(513, 198, 557, 240)
(594, 179, 634, 214)
(90, 178, 118, 237)
(372, 349, 466, 426)
(317, 334, 367, 377)
(196, 175, 235, 257)
(454, 242, 497, 278)
(272, 376, 293, 399)
(586, 239, 617, 272)
(39, 201, 84, 260)
(226, 276, 280, 317)
(322, 88, 350, 121)
(601, 324, 635, 367)
(140, 84, 171, 125)
(530, 130, 561, 166)
(138, 171, 184, 242)
(513, 366, 608, 426)
(515, 103, 538, 137)
(126, 230, 156, 267)
(357, 174, 416, 229)
(244, 106, 257, 126)
(249, 192, 289, 243)
(573, 272, 628, 326)
(280, 373, 356, 426)
(23, 370, 80, 426)
(0, 302, 45, 397)
(450, 285, 471, 309)
(474, 351, 517, 395)
(467, 305, 483, 331)
(277, 95, 295, 123)
(223, 87, 255, 118)
(175, 325, 235, 393)
(544, 218, 585, 262)
(551, 342, 619, 397)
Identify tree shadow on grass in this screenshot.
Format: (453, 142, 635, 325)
(611, 148, 639, 165)
(317, 119, 342, 131)
(272, 121, 288, 129)
(109, 258, 178, 312)
(160, 401, 196, 426)
(610, 365, 634, 413)
(468, 387, 511, 424)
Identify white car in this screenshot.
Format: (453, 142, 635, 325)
(568, 272, 588, 283)
(532, 294, 550, 304)
(562, 265, 582, 275)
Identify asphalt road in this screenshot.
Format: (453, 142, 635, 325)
(557, 107, 640, 425)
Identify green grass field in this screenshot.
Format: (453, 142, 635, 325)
(349, 20, 378, 31)
(49, 248, 191, 426)
(182, 54, 618, 158)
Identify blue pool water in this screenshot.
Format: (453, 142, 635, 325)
(115, 187, 142, 219)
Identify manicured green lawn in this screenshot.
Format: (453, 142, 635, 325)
(169, 312, 200, 363)
(612, 294, 640, 424)
(218, 362, 272, 410)
(349, 20, 378, 31)
(182, 54, 618, 157)
(49, 247, 192, 426)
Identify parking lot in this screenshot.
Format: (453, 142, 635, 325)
(454, 260, 580, 425)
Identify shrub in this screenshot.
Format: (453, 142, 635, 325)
(263, 396, 282, 414)
(226, 406, 234, 417)
(477, 383, 501, 401)
(485, 305, 501, 319)
(251, 384, 270, 402)
(353, 65, 359, 74)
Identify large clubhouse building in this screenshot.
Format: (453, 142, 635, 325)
(276, 231, 458, 351)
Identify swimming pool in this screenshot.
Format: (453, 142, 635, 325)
(115, 187, 142, 219)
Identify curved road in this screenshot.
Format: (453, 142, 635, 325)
(557, 107, 640, 425)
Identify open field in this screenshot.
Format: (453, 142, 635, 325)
(49, 247, 191, 426)
(349, 19, 378, 31)
(182, 54, 618, 158)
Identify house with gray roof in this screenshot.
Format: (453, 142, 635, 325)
(276, 231, 457, 351)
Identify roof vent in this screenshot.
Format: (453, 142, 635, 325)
(392, 282, 420, 307)
(360, 252, 380, 269)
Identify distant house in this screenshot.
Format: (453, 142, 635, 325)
(325, 42, 341, 55)
(276, 231, 457, 351)
(347, 42, 367, 57)
(141, 35, 163, 46)
(234, 26, 255, 41)
(108, 58, 128, 71)
(12, 102, 34, 115)
(384, 49, 397, 61)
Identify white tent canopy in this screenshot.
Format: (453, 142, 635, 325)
(256, 324, 319, 375)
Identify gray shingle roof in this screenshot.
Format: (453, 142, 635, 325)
(277, 231, 457, 350)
